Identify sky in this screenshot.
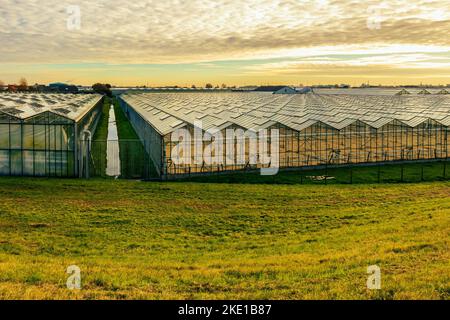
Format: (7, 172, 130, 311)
(1, 0, 450, 87)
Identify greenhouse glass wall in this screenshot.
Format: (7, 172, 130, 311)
(0, 93, 103, 177)
(118, 91, 450, 178)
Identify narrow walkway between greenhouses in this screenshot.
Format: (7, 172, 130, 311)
(106, 105, 121, 177)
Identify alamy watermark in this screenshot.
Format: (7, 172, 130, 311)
(66, 5, 81, 31)
(367, 5, 384, 30)
(170, 121, 280, 175)
(367, 265, 381, 290)
(66, 265, 81, 290)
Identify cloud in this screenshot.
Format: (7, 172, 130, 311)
(1, 0, 450, 64)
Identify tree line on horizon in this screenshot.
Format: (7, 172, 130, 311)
(0, 78, 29, 92)
(0, 80, 232, 94)
(0, 79, 114, 96)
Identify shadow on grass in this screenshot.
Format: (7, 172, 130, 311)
(170, 161, 449, 185)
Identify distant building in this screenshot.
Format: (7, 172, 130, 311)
(273, 86, 298, 94)
(254, 86, 288, 92)
(49, 82, 79, 93)
(255, 86, 313, 94)
(295, 87, 313, 94)
(231, 86, 258, 92)
(395, 89, 411, 95)
(418, 89, 431, 95)
(29, 84, 48, 93)
(273, 86, 313, 94)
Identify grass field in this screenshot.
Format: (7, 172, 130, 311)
(0, 177, 448, 299)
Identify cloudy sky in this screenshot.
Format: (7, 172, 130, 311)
(1, 0, 450, 86)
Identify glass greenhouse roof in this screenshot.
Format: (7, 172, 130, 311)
(121, 92, 450, 135)
(314, 88, 450, 96)
(0, 93, 102, 121)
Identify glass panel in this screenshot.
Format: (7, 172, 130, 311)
(67, 151, 74, 176)
(10, 124, 21, 149)
(10, 150, 22, 175)
(55, 126, 63, 150)
(0, 150, 9, 175)
(58, 152, 68, 176)
(48, 151, 66, 176)
(0, 125, 9, 148)
(65, 125, 74, 151)
(48, 112, 72, 125)
(34, 125, 46, 150)
(23, 125, 34, 149)
(57, 152, 67, 176)
(48, 126, 63, 150)
(48, 126, 56, 150)
(26, 113, 48, 124)
(34, 151, 46, 176)
(23, 151, 34, 175)
(49, 151, 55, 176)
(0, 113, 14, 123)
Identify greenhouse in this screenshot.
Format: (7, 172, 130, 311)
(118, 91, 450, 178)
(0, 93, 103, 177)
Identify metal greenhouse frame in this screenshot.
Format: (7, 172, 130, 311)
(0, 93, 103, 177)
(118, 92, 450, 179)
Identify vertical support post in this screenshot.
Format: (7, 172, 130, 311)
(86, 134, 91, 179)
(74, 123, 78, 177)
(81, 130, 92, 179)
(79, 139, 83, 179)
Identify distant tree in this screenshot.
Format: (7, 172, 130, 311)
(0, 80, 4, 91)
(221, 83, 227, 89)
(92, 83, 112, 97)
(7, 84, 17, 92)
(18, 78, 28, 91)
(205, 83, 213, 89)
(191, 84, 196, 89)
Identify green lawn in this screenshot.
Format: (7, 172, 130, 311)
(0, 177, 448, 299)
(91, 97, 110, 176)
(112, 97, 140, 140)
